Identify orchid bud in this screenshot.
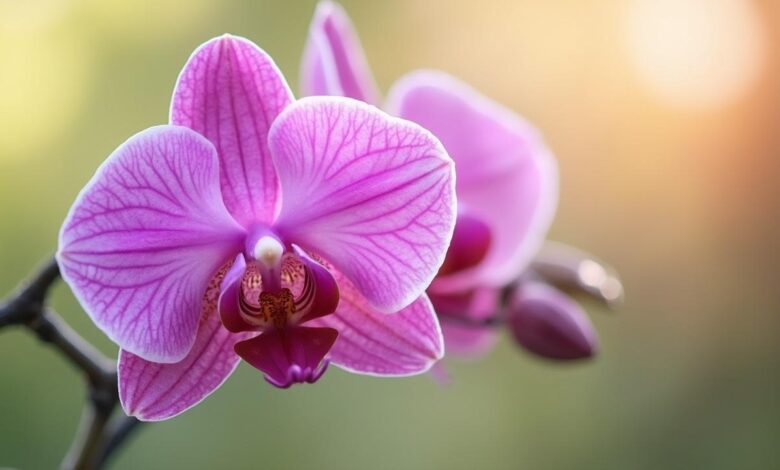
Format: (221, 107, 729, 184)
(506, 282, 598, 360)
(531, 241, 623, 309)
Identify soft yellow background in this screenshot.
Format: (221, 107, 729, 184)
(1, 0, 778, 468)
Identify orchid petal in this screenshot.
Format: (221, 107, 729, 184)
(57, 126, 244, 362)
(291, 245, 340, 323)
(270, 97, 456, 312)
(171, 35, 294, 227)
(218, 254, 252, 333)
(430, 287, 500, 358)
(310, 276, 444, 376)
(119, 270, 250, 421)
(437, 210, 492, 277)
(235, 326, 338, 388)
(387, 71, 558, 292)
(300, 1, 381, 104)
(440, 323, 498, 358)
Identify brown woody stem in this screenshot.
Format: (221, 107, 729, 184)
(0, 257, 144, 469)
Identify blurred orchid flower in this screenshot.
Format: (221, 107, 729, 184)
(302, 1, 618, 362)
(57, 35, 456, 420)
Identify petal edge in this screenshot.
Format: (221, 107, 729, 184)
(57, 125, 244, 362)
(310, 278, 445, 377)
(388, 70, 559, 291)
(170, 34, 294, 227)
(270, 97, 457, 313)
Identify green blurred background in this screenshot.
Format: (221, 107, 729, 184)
(1, 0, 779, 468)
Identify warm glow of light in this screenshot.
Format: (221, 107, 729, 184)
(0, 29, 90, 161)
(625, 0, 766, 109)
(0, 0, 70, 34)
(84, 0, 216, 42)
(578, 260, 608, 289)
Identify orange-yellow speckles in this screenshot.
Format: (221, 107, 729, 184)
(199, 259, 234, 327)
(280, 254, 306, 297)
(259, 289, 295, 328)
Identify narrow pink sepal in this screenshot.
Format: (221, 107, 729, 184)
(310, 277, 445, 376)
(57, 126, 244, 363)
(270, 97, 457, 313)
(388, 71, 559, 292)
(300, 1, 381, 104)
(118, 296, 250, 421)
(171, 34, 294, 227)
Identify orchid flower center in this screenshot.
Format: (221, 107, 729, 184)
(219, 227, 341, 389)
(234, 246, 310, 329)
(237, 270, 296, 329)
(248, 233, 284, 293)
(253, 235, 284, 271)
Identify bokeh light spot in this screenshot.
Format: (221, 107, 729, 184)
(0, 26, 90, 161)
(84, 0, 217, 42)
(625, 0, 766, 109)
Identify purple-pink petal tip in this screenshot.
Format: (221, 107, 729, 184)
(264, 358, 332, 389)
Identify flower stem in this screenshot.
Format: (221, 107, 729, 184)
(97, 416, 144, 467)
(0, 257, 144, 469)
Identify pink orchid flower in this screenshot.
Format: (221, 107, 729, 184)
(57, 35, 456, 421)
(301, 2, 599, 361)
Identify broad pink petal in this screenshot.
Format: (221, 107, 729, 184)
(309, 276, 444, 376)
(300, 1, 381, 105)
(118, 271, 250, 421)
(235, 326, 338, 388)
(270, 97, 456, 312)
(57, 126, 244, 362)
(387, 71, 558, 292)
(171, 35, 294, 227)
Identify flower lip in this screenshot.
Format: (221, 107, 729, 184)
(265, 359, 331, 389)
(234, 325, 339, 389)
(220, 247, 341, 387)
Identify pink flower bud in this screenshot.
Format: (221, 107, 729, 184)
(507, 282, 598, 360)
